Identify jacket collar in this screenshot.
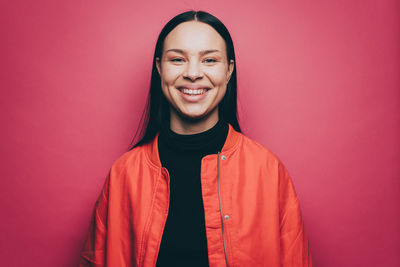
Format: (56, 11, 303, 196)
(146, 124, 242, 168)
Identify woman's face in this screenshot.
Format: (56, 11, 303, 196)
(156, 21, 234, 131)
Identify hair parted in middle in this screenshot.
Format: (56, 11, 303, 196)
(130, 10, 241, 150)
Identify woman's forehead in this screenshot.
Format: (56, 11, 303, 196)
(163, 21, 226, 53)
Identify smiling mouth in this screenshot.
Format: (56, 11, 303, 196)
(178, 87, 210, 96)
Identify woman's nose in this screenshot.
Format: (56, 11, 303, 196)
(183, 60, 203, 81)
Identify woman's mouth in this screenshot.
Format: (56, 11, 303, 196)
(181, 88, 206, 95)
(177, 87, 210, 102)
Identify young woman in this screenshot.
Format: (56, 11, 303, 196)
(80, 10, 313, 267)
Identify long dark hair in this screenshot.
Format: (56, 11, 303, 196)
(130, 10, 241, 150)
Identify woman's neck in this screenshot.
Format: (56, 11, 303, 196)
(169, 108, 219, 135)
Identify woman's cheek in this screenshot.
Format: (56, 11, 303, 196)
(166, 69, 182, 82)
(210, 66, 228, 83)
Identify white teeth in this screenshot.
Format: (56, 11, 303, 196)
(182, 88, 205, 95)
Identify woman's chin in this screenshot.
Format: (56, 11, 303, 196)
(174, 107, 217, 123)
(180, 111, 209, 121)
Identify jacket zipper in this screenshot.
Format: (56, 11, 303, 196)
(217, 151, 229, 267)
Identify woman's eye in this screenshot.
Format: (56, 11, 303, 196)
(204, 58, 217, 63)
(170, 58, 184, 63)
(169, 58, 217, 64)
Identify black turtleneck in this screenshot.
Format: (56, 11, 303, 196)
(156, 119, 229, 267)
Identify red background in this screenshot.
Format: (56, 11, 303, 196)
(1, 0, 399, 266)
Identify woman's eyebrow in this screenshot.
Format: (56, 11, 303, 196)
(165, 49, 221, 55)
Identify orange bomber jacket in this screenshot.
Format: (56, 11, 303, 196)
(80, 124, 313, 267)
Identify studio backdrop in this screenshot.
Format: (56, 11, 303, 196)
(0, 0, 399, 266)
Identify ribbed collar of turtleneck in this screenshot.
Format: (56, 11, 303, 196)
(158, 119, 229, 155)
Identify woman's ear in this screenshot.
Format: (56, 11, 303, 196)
(156, 57, 161, 76)
(227, 59, 234, 82)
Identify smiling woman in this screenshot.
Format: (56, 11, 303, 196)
(80, 10, 313, 267)
(155, 21, 234, 133)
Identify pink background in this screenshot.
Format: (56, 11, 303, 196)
(1, 0, 399, 266)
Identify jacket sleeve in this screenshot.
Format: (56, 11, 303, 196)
(278, 161, 313, 266)
(79, 173, 110, 267)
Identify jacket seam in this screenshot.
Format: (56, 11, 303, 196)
(138, 167, 162, 266)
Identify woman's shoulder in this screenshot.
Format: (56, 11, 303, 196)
(238, 133, 282, 164)
(109, 143, 152, 173)
(238, 133, 292, 180)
